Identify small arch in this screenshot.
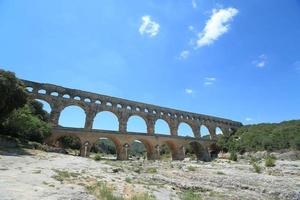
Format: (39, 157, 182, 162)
(74, 96, 81, 101)
(178, 122, 194, 137)
(216, 127, 223, 135)
(136, 107, 141, 112)
(144, 108, 149, 113)
(63, 94, 70, 99)
(117, 104, 122, 109)
(154, 119, 170, 135)
(200, 125, 211, 139)
(50, 92, 59, 96)
(153, 110, 157, 114)
(26, 87, 33, 93)
(160, 111, 164, 116)
(59, 105, 86, 128)
(95, 100, 101, 104)
(106, 102, 112, 107)
(38, 89, 46, 94)
(167, 113, 172, 117)
(127, 115, 147, 133)
(93, 111, 119, 131)
(126, 105, 132, 110)
(84, 98, 91, 103)
(187, 141, 210, 161)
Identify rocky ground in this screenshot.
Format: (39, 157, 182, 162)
(0, 148, 300, 200)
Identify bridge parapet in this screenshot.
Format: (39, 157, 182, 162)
(21, 79, 242, 138)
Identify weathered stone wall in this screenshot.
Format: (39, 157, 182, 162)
(21, 79, 242, 161)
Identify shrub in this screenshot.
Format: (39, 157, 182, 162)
(94, 153, 101, 161)
(180, 190, 203, 200)
(187, 166, 196, 171)
(145, 167, 157, 173)
(265, 155, 276, 167)
(58, 136, 81, 149)
(229, 151, 238, 161)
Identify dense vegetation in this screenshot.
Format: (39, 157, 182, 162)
(0, 70, 51, 143)
(218, 120, 300, 154)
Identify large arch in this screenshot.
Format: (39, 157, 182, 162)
(160, 140, 177, 160)
(188, 141, 210, 161)
(54, 135, 82, 156)
(126, 115, 147, 133)
(128, 139, 150, 160)
(34, 99, 52, 113)
(92, 137, 118, 160)
(59, 105, 86, 128)
(154, 119, 170, 135)
(177, 122, 194, 137)
(93, 111, 119, 131)
(200, 125, 211, 139)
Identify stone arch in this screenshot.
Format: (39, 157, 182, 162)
(92, 137, 122, 160)
(126, 115, 147, 133)
(154, 119, 171, 135)
(200, 125, 211, 139)
(187, 141, 210, 161)
(34, 99, 52, 113)
(160, 140, 178, 160)
(177, 122, 194, 137)
(59, 105, 86, 128)
(92, 111, 119, 131)
(128, 139, 153, 160)
(215, 127, 223, 135)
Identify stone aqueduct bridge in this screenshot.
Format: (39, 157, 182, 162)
(22, 79, 242, 161)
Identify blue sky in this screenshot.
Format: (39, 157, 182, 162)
(1, 0, 300, 135)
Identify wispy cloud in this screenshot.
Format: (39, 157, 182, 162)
(192, 0, 197, 9)
(185, 88, 194, 94)
(245, 117, 253, 122)
(196, 7, 238, 48)
(253, 54, 267, 68)
(204, 77, 216, 85)
(178, 50, 190, 60)
(139, 15, 160, 37)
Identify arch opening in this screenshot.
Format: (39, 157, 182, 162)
(26, 87, 33, 93)
(186, 141, 210, 162)
(63, 94, 70, 99)
(55, 135, 81, 156)
(38, 89, 46, 94)
(200, 125, 211, 139)
(178, 122, 194, 137)
(127, 115, 147, 133)
(93, 111, 119, 131)
(154, 119, 170, 135)
(216, 127, 223, 136)
(160, 141, 176, 160)
(59, 105, 86, 128)
(129, 139, 149, 160)
(34, 99, 52, 114)
(91, 137, 118, 160)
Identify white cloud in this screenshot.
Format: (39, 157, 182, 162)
(196, 7, 238, 48)
(253, 54, 267, 68)
(139, 15, 160, 37)
(245, 117, 253, 121)
(192, 0, 197, 9)
(204, 77, 216, 85)
(185, 89, 194, 94)
(178, 50, 190, 60)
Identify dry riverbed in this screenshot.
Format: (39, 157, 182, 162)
(0, 148, 300, 200)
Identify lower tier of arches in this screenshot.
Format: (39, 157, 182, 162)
(47, 127, 219, 161)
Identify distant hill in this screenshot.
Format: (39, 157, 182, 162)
(218, 120, 300, 153)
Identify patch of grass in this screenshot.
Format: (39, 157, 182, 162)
(180, 190, 203, 200)
(131, 193, 155, 200)
(51, 169, 79, 182)
(187, 166, 196, 171)
(229, 151, 237, 161)
(32, 170, 41, 174)
(251, 162, 261, 173)
(86, 181, 123, 200)
(216, 171, 225, 175)
(145, 167, 157, 173)
(265, 155, 276, 167)
(208, 191, 225, 198)
(94, 153, 101, 161)
(125, 177, 132, 183)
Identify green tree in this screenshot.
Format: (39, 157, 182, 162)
(0, 70, 27, 123)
